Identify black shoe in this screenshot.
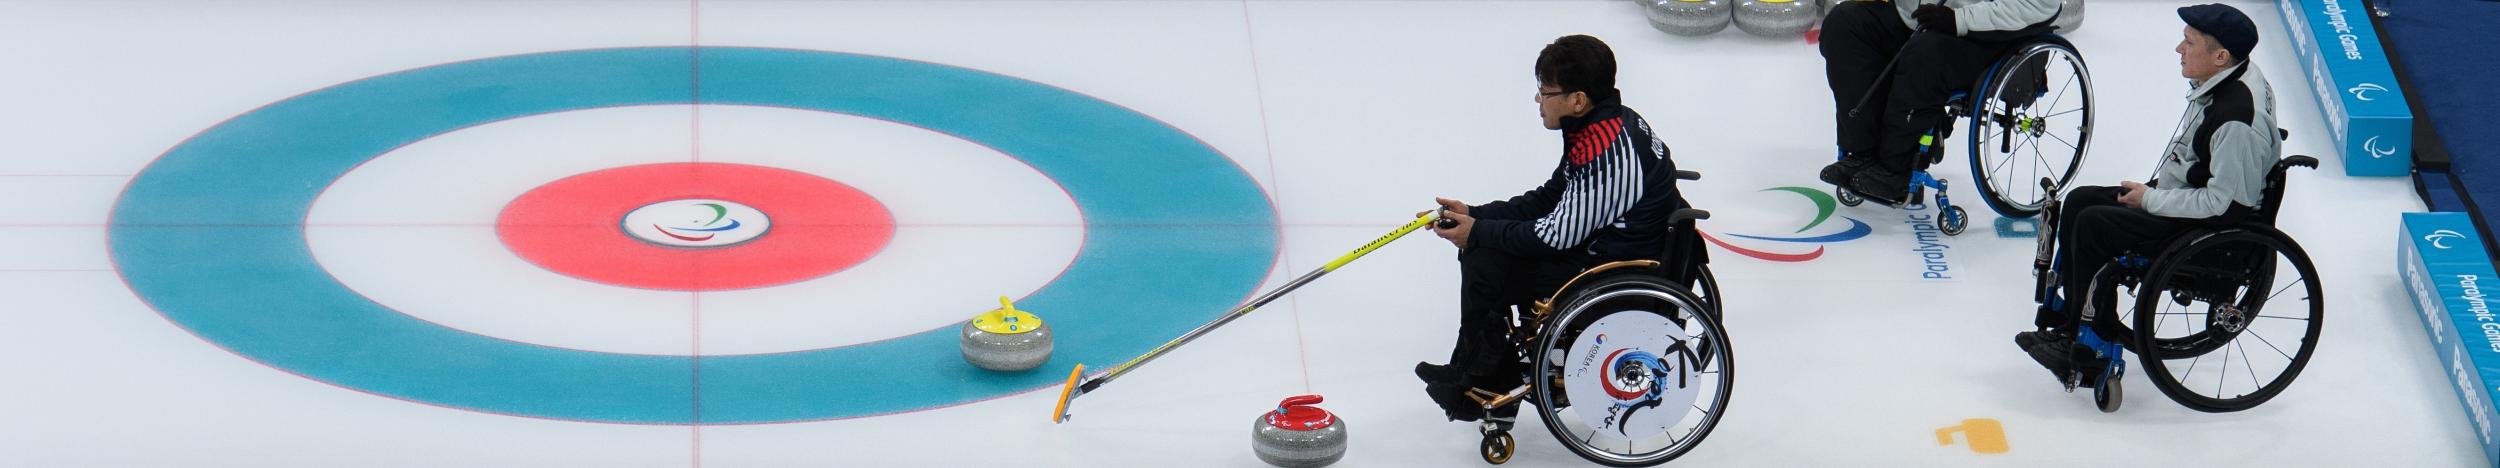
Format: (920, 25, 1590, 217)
(2014, 329, 2055, 350)
(1415, 361, 1462, 386)
(1424, 381, 1485, 422)
(2018, 331, 2110, 386)
(2017, 331, 2078, 381)
(1818, 157, 1873, 187)
(1850, 165, 1911, 203)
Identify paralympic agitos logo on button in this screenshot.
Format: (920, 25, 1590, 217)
(624, 199, 772, 247)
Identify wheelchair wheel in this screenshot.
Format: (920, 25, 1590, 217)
(2093, 374, 2122, 413)
(1940, 205, 1969, 236)
(2131, 229, 2323, 412)
(1481, 431, 1515, 465)
(1529, 275, 1732, 467)
(1692, 265, 1723, 322)
(1967, 39, 2092, 218)
(2079, 259, 2218, 361)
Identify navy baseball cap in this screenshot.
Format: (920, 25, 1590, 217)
(2179, 3, 2259, 62)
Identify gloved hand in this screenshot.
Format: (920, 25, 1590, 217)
(1913, 4, 1957, 34)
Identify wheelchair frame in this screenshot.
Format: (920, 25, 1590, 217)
(1836, 33, 2095, 235)
(2030, 155, 2323, 413)
(1463, 171, 1733, 466)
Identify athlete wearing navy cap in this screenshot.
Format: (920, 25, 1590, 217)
(2017, 3, 2281, 381)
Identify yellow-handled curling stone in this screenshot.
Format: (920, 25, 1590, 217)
(961, 296, 1052, 372)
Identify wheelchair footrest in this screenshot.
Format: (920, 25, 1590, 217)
(1467, 386, 1528, 410)
(2077, 327, 2124, 360)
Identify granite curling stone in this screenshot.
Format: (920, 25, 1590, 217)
(1252, 395, 1347, 468)
(961, 296, 1052, 372)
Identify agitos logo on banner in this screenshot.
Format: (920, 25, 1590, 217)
(2279, 0, 2411, 176)
(1698, 187, 1871, 262)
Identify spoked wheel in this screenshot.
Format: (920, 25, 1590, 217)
(1531, 275, 1733, 467)
(1940, 205, 1969, 236)
(1968, 39, 2093, 218)
(2132, 229, 2324, 412)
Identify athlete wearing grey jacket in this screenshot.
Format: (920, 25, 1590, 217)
(2143, 61, 2279, 221)
(1885, 0, 2065, 39)
(2016, 4, 2275, 383)
(1818, 0, 2073, 202)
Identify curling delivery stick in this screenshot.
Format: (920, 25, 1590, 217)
(1052, 210, 1458, 423)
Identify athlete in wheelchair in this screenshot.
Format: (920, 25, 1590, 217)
(1414, 35, 1732, 466)
(1818, 0, 2094, 234)
(2017, 4, 2323, 413)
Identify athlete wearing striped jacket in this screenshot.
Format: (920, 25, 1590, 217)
(1460, 98, 1681, 261)
(1415, 35, 1692, 425)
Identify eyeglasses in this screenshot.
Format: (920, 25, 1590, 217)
(1536, 90, 1569, 100)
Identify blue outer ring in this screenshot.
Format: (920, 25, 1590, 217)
(108, 47, 1279, 424)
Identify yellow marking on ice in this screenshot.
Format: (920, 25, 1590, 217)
(1935, 418, 2008, 454)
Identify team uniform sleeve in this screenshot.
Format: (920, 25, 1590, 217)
(1471, 130, 1646, 256)
(1472, 165, 1566, 221)
(1954, 0, 2063, 36)
(2144, 121, 2269, 219)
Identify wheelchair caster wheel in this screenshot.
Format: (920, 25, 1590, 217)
(1480, 431, 1515, 465)
(1836, 187, 1864, 207)
(2094, 377, 2122, 413)
(1940, 205, 1968, 236)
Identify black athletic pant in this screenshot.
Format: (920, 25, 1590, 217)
(1821, 1, 2013, 172)
(1448, 245, 1592, 389)
(2047, 186, 2188, 331)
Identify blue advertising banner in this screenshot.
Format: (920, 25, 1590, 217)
(2279, 0, 2412, 176)
(2401, 212, 2500, 467)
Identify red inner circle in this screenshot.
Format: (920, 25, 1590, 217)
(496, 162, 895, 291)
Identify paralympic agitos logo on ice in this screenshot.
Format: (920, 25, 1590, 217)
(1699, 186, 1956, 279)
(1698, 187, 1870, 262)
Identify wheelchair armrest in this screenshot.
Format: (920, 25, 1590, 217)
(2251, 156, 2316, 226)
(1671, 208, 1711, 226)
(1675, 170, 1701, 181)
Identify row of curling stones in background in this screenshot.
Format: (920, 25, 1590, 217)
(1646, 0, 1822, 37)
(1647, 0, 2085, 36)
(1253, 395, 1348, 467)
(961, 296, 1052, 371)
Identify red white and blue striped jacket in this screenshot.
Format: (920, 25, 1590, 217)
(1469, 99, 1687, 262)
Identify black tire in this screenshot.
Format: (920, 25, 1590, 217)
(2094, 376, 2123, 413)
(1529, 275, 1733, 467)
(1693, 266, 1723, 322)
(1940, 205, 1969, 236)
(1968, 40, 2092, 218)
(2131, 229, 2323, 412)
(1481, 432, 1515, 465)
